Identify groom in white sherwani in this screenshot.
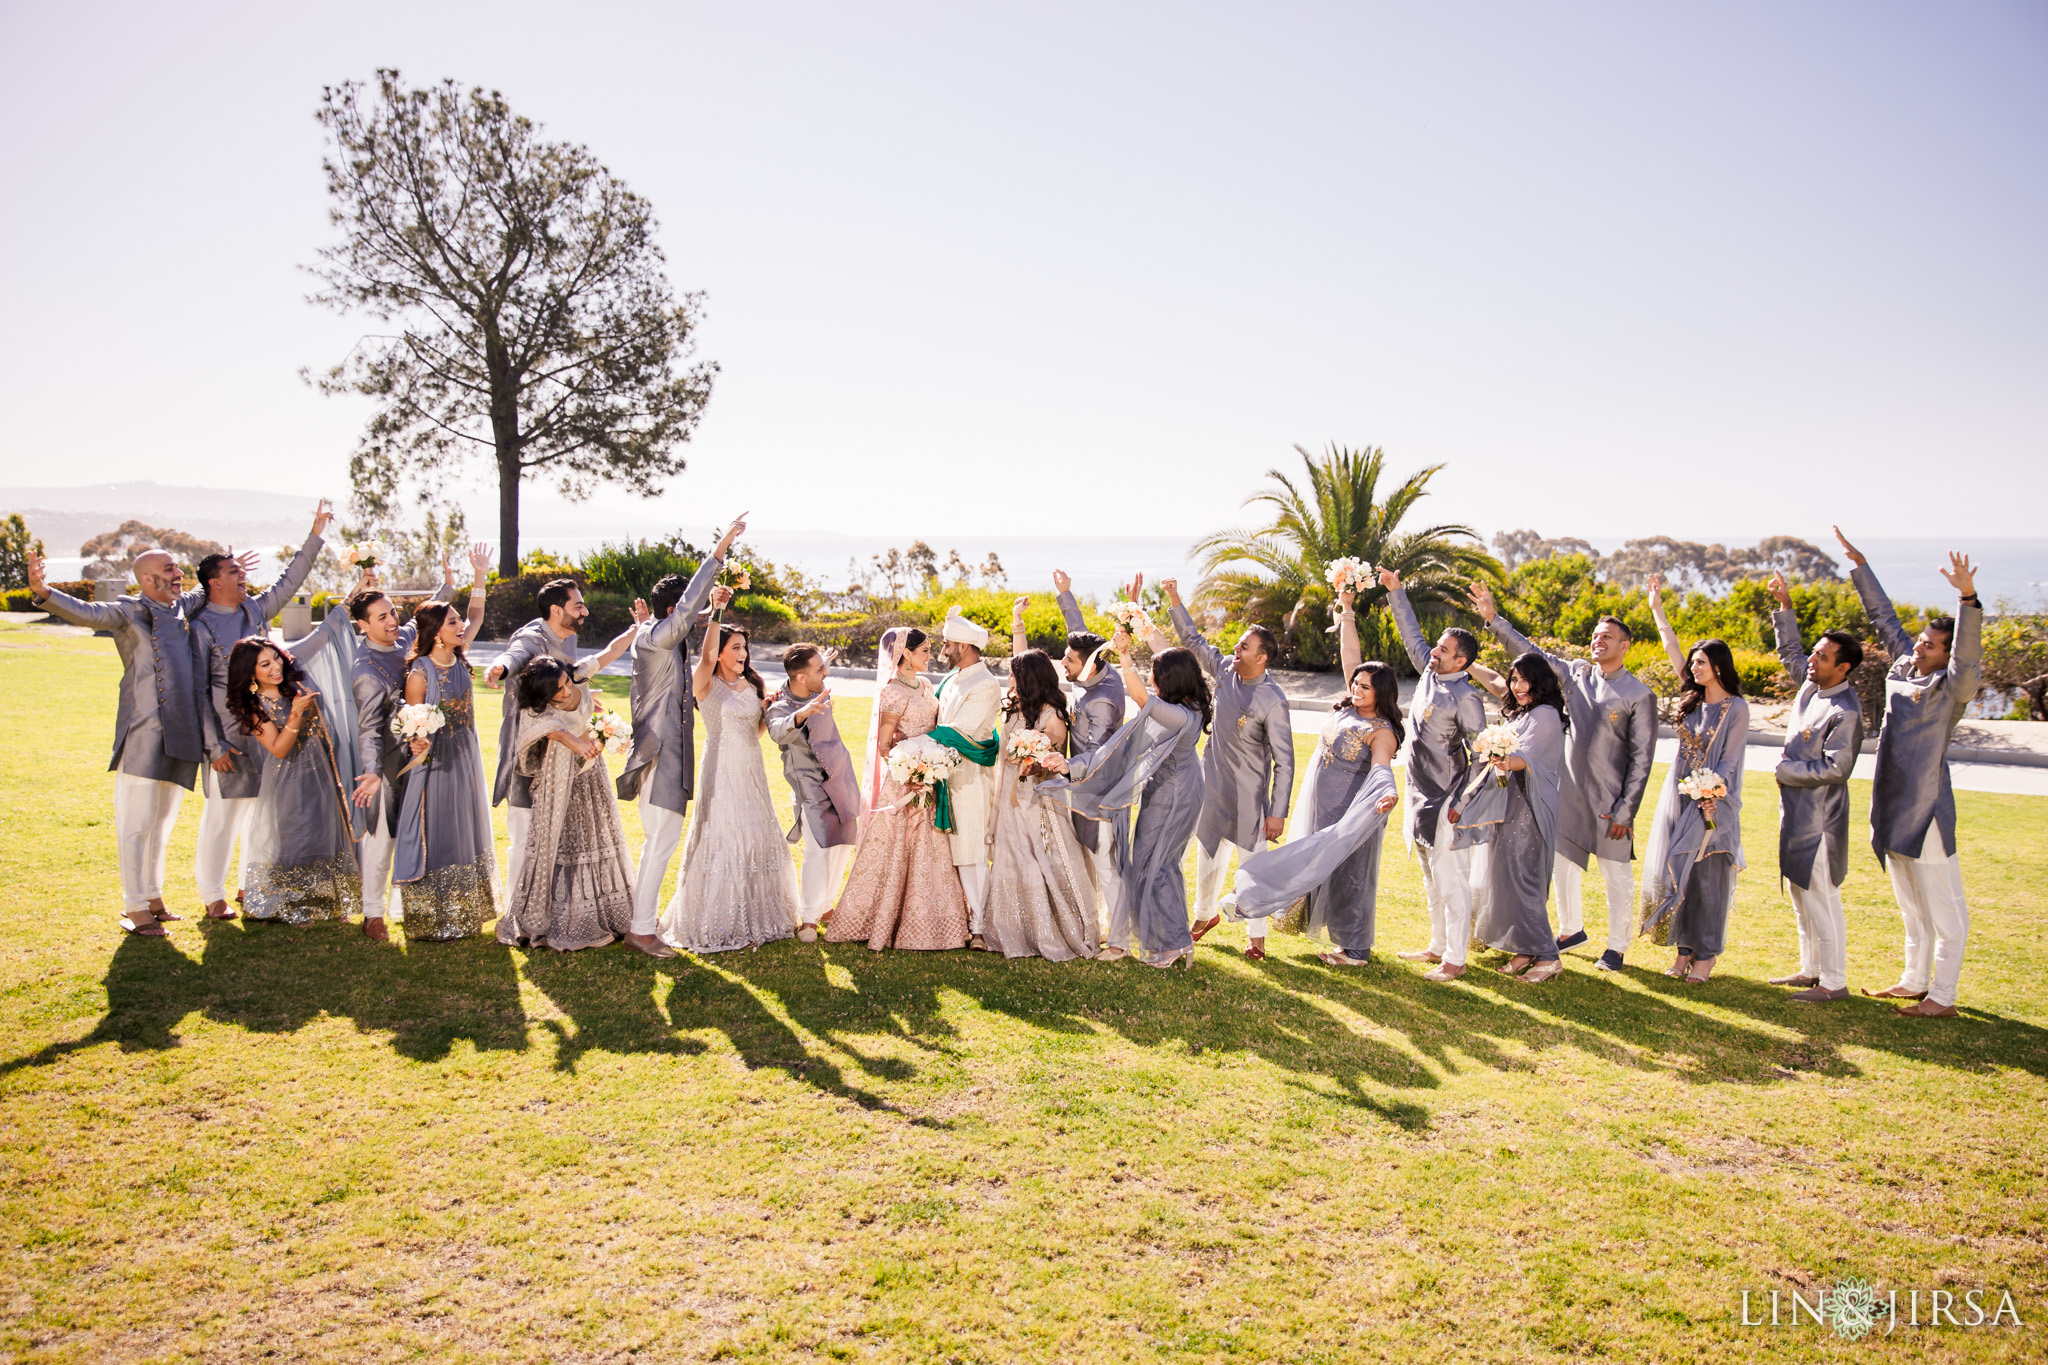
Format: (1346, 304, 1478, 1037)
(932, 606, 1003, 945)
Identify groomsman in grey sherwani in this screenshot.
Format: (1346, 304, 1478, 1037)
(1469, 579, 1657, 970)
(1838, 529, 1983, 1018)
(1048, 570, 1127, 929)
(1149, 577, 1294, 959)
(615, 518, 743, 954)
(28, 546, 247, 933)
(188, 503, 332, 918)
(1381, 569, 1488, 981)
(766, 643, 861, 941)
(1766, 571, 1866, 1003)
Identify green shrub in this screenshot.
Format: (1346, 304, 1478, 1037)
(1, 588, 38, 612)
(897, 587, 1116, 658)
(580, 539, 700, 599)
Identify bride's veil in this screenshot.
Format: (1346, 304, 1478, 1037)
(859, 626, 909, 830)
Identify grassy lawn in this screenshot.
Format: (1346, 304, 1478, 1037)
(1, 622, 2043, 1362)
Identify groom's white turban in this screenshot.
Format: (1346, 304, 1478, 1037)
(942, 605, 989, 648)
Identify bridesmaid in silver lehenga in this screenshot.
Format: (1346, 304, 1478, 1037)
(1452, 652, 1570, 983)
(224, 619, 363, 925)
(982, 646, 1097, 961)
(1039, 623, 1211, 970)
(1229, 582, 1402, 966)
(660, 607, 802, 953)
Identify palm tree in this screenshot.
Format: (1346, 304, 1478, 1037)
(1191, 443, 1499, 667)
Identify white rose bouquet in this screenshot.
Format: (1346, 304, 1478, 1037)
(1004, 727, 1057, 775)
(1107, 600, 1152, 640)
(1470, 723, 1521, 787)
(1325, 557, 1372, 593)
(390, 702, 446, 776)
(885, 734, 962, 811)
(1677, 768, 1729, 830)
(343, 540, 388, 570)
(586, 704, 633, 757)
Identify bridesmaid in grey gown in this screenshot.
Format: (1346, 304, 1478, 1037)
(394, 598, 497, 941)
(1039, 625, 1211, 969)
(223, 620, 363, 925)
(1231, 583, 1402, 966)
(1451, 653, 1570, 982)
(982, 650, 1097, 962)
(1641, 577, 1750, 983)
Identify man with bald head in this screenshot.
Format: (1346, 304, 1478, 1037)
(29, 544, 251, 935)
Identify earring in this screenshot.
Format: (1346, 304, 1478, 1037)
(249, 683, 260, 694)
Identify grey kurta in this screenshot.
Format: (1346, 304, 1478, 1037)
(1852, 566, 1982, 866)
(765, 687, 862, 848)
(346, 586, 456, 837)
(189, 535, 325, 792)
(1488, 617, 1656, 865)
(1039, 694, 1204, 965)
(35, 583, 210, 788)
(1057, 589, 1128, 853)
(1166, 601, 1294, 852)
(1772, 608, 1864, 890)
(615, 554, 723, 812)
(1234, 713, 1398, 957)
(1452, 704, 1565, 959)
(1388, 588, 1487, 845)
(491, 619, 595, 810)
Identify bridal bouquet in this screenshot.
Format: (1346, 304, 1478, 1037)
(586, 705, 633, 757)
(343, 540, 389, 570)
(886, 734, 962, 809)
(390, 702, 446, 776)
(1470, 723, 1521, 787)
(1004, 727, 1057, 775)
(1107, 600, 1152, 640)
(1677, 768, 1729, 829)
(720, 563, 752, 593)
(1325, 557, 1372, 593)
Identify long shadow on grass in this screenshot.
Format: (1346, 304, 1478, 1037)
(518, 944, 929, 1118)
(0, 918, 531, 1074)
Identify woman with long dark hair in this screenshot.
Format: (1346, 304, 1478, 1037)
(1040, 619, 1212, 968)
(497, 657, 639, 950)
(1452, 651, 1570, 982)
(393, 583, 495, 941)
(828, 626, 973, 949)
(660, 611, 802, 952)
(982, 647, 1096, 960)
(224, 627, 362, 925)
(1230, 583, 1403, 966)
(1640, 576, 1750, 982)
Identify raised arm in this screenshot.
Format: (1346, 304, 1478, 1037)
(250, 501, 333, 619)
(1647, 574, 1686, 675)
(1467, 662, 1509, 701)
(457, 543, 491, 648)
(1380, 569, 1431, 674)
(484, 629, 543, 690)
(690, 587, 734, 702)
(1338, 582, 1363, 678)
(25, 552, 129, 631)
(1836, 525, 1913, 659)
(1767, 572, 1809, 688)
(1158, 578, 1223, 677)
(1467, 579, 1566, 685)
(1942, 552, 1984, 725)
(279, 588, 361, 662)
(1052, 569, 1085, 634)
(1011, 595, 1030, 659)
(1776, 704, 1862, 789)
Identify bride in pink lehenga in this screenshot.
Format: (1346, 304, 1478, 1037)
(825, 627, 971, 951)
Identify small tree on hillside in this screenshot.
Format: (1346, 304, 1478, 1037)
(80, 521, 225, 578)
(307, 70, 717, 578)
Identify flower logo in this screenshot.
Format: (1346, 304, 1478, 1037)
(1826, 1276, 1881, 1341)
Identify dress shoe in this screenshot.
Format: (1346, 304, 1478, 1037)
(1861, 984, 1927, 1000)
(1769, 972, 1820, 987)
(1788, 985, 1848, 1003)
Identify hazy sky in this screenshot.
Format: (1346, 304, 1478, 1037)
(2, 1, 2042, 545)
